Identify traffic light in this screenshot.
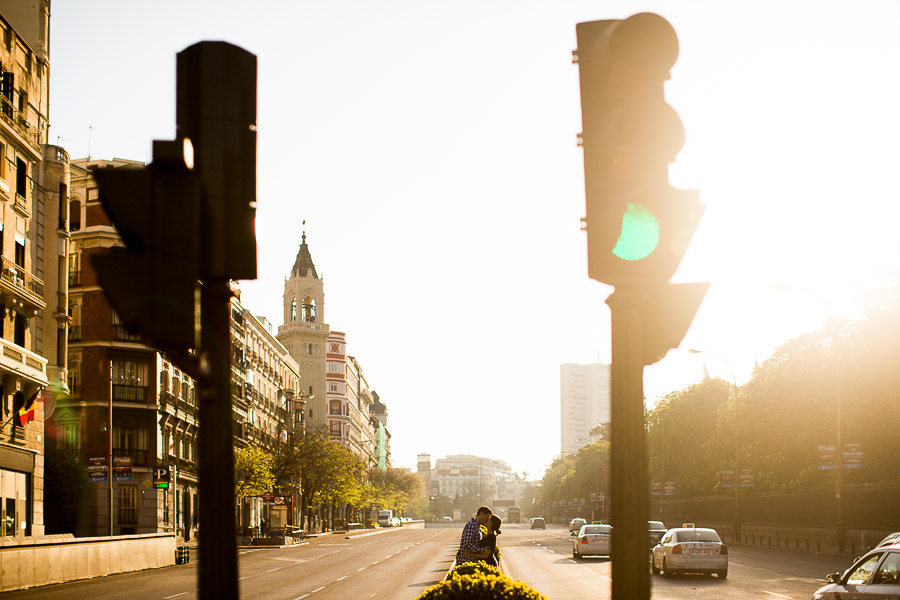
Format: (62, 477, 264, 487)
(91, 139, 200, 350)
(176, 42, 257, 281)
(575, 13, 703, 287)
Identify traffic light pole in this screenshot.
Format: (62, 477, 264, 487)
(607, 287, 650, 600)
(197, 280, 238, 599)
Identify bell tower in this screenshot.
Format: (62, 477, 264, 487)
(278, 222, 329, 428)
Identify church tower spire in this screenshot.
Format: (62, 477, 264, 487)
(278, 221, 329, 429)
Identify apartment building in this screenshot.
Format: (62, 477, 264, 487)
(0, 2, 69, 541)
(54, 157, 300, 539)
(560, 363, 610, 455)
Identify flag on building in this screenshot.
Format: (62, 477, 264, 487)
(18, 391, 39, 426)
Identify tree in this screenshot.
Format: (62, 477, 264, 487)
(234, 445, 275, 499)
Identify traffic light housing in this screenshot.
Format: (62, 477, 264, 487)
(176, 42, 257, 281)
(575, 13, 703, 287)
(91, 140, 200, 350)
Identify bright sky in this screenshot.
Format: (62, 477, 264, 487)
(49, 1, 900, 479)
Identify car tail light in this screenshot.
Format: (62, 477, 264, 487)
(672, 544, 682, 555)
(582, 538, 588, 544)
(719, 545, 728, 556)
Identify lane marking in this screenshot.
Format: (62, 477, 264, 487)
(267, 568, 281, 573)
(336, 576, 348, 581)
(163, 594, 188, 599)
(311, 586, 326, 593)
(764, 593, 792, 599)
(357, 566, 367, 571)
(294, 595, 310, 600)
(372, 560, 381, 565)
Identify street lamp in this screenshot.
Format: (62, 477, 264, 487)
(775, 284, 844, 547)
(689, 348, 740, 542)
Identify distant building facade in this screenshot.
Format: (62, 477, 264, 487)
(560, 362, 610, 454)
(428, 454, 516, 508)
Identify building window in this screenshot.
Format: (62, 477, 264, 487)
(69, 200, 81, 231)
(291, 298, 296, 321)
(118, 485, 137, 525)
(14, 158, 24, 200)
(113, 420, 149, 466)
(57, 423, 81, 451)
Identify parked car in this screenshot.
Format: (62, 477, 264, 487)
(811, 543, 900, 599)
(649, 520, 667, 547)
(875, 532, 900, 549)
(530, 517, 546, 529)
(573, 524, 612, 559)
(651, 527, 728, 579)
(569, 518, 587, 535)
(440, 516, 453, 523)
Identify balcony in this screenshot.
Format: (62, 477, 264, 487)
(114, 325, 142, 342)
(112, 384, 150, 403)
(0, 337, 47, 386)
(0, 257, 45, 313)
(47, 365, 69, 395)
(113, 448, 148, 467)
(0, 94, 41, 152)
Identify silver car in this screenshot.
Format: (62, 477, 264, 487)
(811, 543, 900, 599)
(651, 527, 728, 578)
(572, 524, 612, 559)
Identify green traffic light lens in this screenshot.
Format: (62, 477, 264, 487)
(613, 203, 660, 261)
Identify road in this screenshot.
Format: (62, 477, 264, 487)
(1, 523, 852, 600)
(503, 523, 851, 599)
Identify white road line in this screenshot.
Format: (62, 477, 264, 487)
(385, 554, 393, 558)
(372, 560, 380, 565)
(239, 576, 249, 581)
(163, 593, 188, 599)
(311, 586, 326, 593)
(568, 559, 577, 564)
(336, 576, 348, 581)
(357, 566, 367, 571)
(764, 592, 792, 599)
(267, 568, 281, 573)
(294, 595, 310, 600)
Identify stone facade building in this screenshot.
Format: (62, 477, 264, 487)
(0, 1, 69, 541)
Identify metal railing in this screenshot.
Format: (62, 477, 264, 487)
(0, 93, 41, 151)
(112, 384, 149, 403)
(0, 256, 43, 302)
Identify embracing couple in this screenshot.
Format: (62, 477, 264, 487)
(457, 506, 502, 567)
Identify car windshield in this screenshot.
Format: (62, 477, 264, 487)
(582, 525, 611, 535)
(674, 530, 720, 543)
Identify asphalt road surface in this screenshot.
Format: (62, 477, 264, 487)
(1, 523, 853, 600)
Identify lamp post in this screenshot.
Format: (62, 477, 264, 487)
(775, 284, 844, 548)
(689, 348, 739, 542)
